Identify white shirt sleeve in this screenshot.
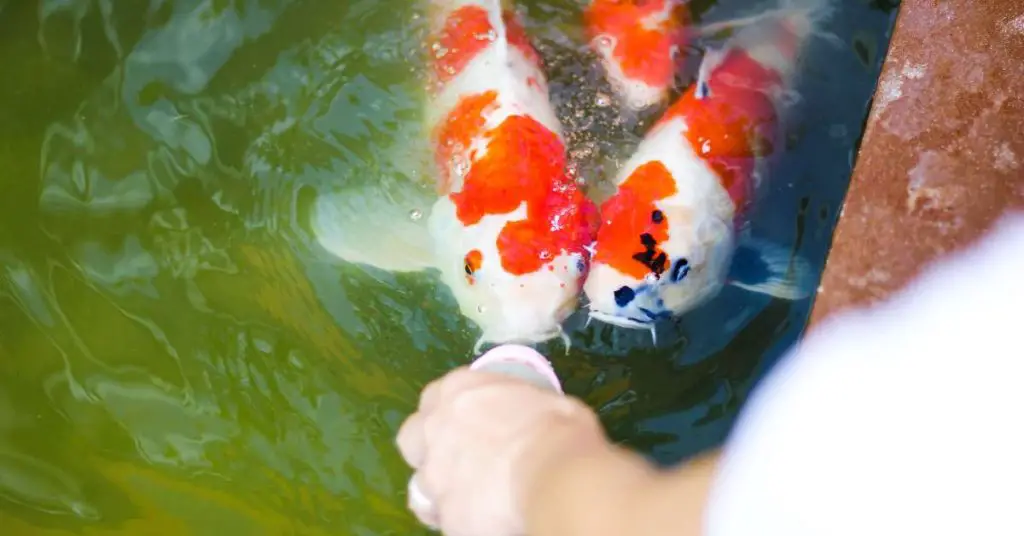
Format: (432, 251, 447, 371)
(703, 212, 1024, 536)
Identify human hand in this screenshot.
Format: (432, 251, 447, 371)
(395, 345, 607, 536)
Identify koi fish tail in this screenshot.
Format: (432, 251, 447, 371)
(774, 0, 838, 30)
(744, 0, 837, 61)
(693, 0, 839, 57)
(716, 0, 834, 301)
(771, 0, 838, 53)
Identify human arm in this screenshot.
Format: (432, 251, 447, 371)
(525, 443, 721, 536)
(398, 214, 1024, 536)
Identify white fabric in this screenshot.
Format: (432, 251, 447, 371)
(704, 212, 1024, 536)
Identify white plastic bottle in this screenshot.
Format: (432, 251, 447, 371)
(408, 344, 564, 511)
(468, 343, 564, 393)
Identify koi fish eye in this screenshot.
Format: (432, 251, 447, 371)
(613, 285, 635, 307)
(651, 210, 664, 224)
(670, 257, 690, 282)
(464, 249, 483, 282)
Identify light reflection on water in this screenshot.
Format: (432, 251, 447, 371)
(0, 0, 898, 532)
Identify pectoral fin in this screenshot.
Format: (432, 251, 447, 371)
(310, 178, 437, 273)
(727, 237, 815, 300)
(694, 11, 783, 40)
(694, 46, 728, 99)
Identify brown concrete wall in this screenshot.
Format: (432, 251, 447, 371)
(807, 0, 1024, 326)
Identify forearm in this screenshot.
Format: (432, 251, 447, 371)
(524, 444, 722, 536)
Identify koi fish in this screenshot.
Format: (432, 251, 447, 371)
(584, 0, 692, 111)
(582, 0, 832, 340)
(311, 0, 598, 353)
(583, 0, 810, 112)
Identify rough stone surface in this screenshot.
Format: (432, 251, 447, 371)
(808, 0, 1024, 327)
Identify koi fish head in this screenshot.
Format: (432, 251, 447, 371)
(429, 196, 596, 351)
(585, 0, 691, 110)
(583, 160, 734, 329)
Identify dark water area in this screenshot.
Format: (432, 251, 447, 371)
(0, 0, 898, 533)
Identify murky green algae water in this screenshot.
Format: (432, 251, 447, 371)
(0, 0, 898, 533)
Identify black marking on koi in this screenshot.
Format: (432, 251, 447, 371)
(632, 233, 668, 276)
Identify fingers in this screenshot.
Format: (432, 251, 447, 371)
(417, 365, 476, 414)
(396, 411, 427, 469)
(408, 424, 469, 534)
(399, 366, 499, 532)
(400, 366, 478, 466)
(398, 413, 437, 528)
(399, 366, 536, 534)
(400, 366, 487, 467)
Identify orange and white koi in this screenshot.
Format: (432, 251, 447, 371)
(584, 0, 692, 111)
(582, 0, 832, 339)
(583, 0, 806, 112)
(312, 0, 598, 353)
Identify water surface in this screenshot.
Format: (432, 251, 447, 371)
(0, 0, 898, 533)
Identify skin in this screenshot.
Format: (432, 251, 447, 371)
(526, 442, 722, 536)
(396, 365, 721, 536)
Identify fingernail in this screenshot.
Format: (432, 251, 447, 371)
(408, 475, 433, 511)
(408, 476, 440, 530)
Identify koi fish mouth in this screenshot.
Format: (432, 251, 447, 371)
(586, 309, 660, 345)
(587, 310, 653, 329)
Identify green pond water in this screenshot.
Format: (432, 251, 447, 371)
(0, 0, 898, 533)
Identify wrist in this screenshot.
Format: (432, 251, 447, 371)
(517, 399, 660, 536)
(514, 396, 610, 515)
(525, 441, 660, 536)
(523, 447, 722, 536)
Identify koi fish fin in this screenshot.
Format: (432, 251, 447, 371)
(694, 0, 837, 39)
(310, 178, 437, 273)
(693, 12, 782, 39)
(693, 45, 728, 99)
(727, 237, 815, 300)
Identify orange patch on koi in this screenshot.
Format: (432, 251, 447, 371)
(432, 6, 495, 84)
(594, 161, 677, 279)
(658, 50, 783, 207)
(503, 10, 542, 67)
(585, 0, 690, 88)
(706, 156, 756, 210)
(433, 91, 499, 192)
(447, 112, 598, 276)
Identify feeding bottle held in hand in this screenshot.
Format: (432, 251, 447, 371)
(407, 344, 564, 513)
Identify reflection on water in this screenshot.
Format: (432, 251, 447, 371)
(0, 0, 898, 532)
